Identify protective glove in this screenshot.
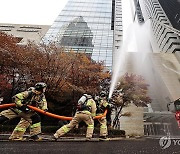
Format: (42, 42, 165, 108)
(19, 105, 30, 113)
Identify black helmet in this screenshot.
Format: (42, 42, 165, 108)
(100, 91, 107, 98)
(35, 82, 47, 91)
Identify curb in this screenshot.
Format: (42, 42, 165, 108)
(0, 134, 145, 142)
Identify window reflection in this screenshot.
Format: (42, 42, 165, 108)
(55, 16, 94, 55)
(42, 0, 114, 70)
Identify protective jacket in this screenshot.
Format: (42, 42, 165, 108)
(80, 98, 96, 117)
(97, 99, 109, 114)
(0, 88, 47, 140)
(13, 89, 47, 111)
(96, 98, 109, 137)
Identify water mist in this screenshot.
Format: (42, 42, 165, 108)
(109, 19, 152, 99)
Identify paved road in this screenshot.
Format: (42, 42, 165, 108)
(0, 138, 180, 154)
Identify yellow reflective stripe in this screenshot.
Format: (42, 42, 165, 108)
(42, 98, 46, 102)
(100, 125, 107, 129)
(30, 122, 41, 128)
(42, 106, 47, 110)
(62, 126, 69, 133)
(86, 100, 92, 106)
(16, 100, 22, 106)
(82, 110, 91, 114)
(15, 93, 25, 106)
(87, 124, 94, 129)
(16, 93, 24, 99)
(103, 102, 108, 107)
(13, 108, 22, 114)
(14, 127, 26, 132)
(91, 113, 96, 117)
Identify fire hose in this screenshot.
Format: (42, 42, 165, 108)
(0, 103, 107, 120)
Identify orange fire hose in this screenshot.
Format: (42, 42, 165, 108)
(0, 103, 107, 120)
(0, 103, 15, 109)
(93, 109, 107, 120)
(28, 105, 72, 121)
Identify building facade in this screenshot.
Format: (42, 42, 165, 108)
(0, 23, 50, 45)
(143, 0, 180, 53)
(42, 0, 123, 70)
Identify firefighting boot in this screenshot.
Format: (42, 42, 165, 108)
(9, 131, 25, 141)
(29, 135, 42, 141)
(52, 133, 58, 141)
(9, 136, 26, 141)
(9, 137, 24, 141)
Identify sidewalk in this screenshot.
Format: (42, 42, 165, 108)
(0, 134, 144, 142)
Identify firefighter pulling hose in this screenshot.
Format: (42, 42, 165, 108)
(0, 82, 48, 141)
(54, 94, 97, 141)
(0, 85, 107, 141)
(95, 91, 111, 140)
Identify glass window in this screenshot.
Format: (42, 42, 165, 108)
(43, 0, 114, 70)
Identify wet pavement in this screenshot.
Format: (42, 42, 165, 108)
(0, 135, 180, 154)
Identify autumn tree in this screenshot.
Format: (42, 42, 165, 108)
(0, 32, 110, 115)
(111, 73, 151, 128)
(0, 74, 12, 102)
(0, 31, 24, 99)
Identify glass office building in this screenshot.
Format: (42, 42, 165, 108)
(42, 0, 114, 70)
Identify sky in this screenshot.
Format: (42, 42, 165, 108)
(0, 0, 68, 25)
(0, 0, 134, 26)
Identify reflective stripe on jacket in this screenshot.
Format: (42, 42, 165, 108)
(85, 99, 96, 117)
(13, 90, 47, 110)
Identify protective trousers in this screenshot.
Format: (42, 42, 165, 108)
(98, 116, 108, 137)
(0, 109, 41, 140)
(54, 111, 94, 138)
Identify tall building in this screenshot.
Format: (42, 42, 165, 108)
(158, 0, 180, 31)
(129, 0, 180, 109)
(42, 0, 123, 70)
(143, 0, 180, 53)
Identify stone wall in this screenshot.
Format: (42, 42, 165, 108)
(120, 103, 144, 136)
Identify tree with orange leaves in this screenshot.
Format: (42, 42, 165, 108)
(111, 73, 151, 128)
(0, 32, 110, 115)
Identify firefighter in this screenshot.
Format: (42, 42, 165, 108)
(96, 91, 110, 140)
(54, 94, 96, 141)
(0, 82, 47, 141)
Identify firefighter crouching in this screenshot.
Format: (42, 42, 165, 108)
(96, 91, 110, 140)
(54, 94, 96, 140)
(0, 82, 47, 141)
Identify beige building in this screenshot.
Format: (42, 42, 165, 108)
(0, 23, 50, 45)
(141, 0, 180, 58)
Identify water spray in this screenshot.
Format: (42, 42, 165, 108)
(109, 0, 153, 99)
(108, 44, 128, 99)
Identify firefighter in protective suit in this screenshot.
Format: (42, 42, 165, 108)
(54, 94, 96, 140)
(0, 82, 47, 141)
(96, 91, 110, 140)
